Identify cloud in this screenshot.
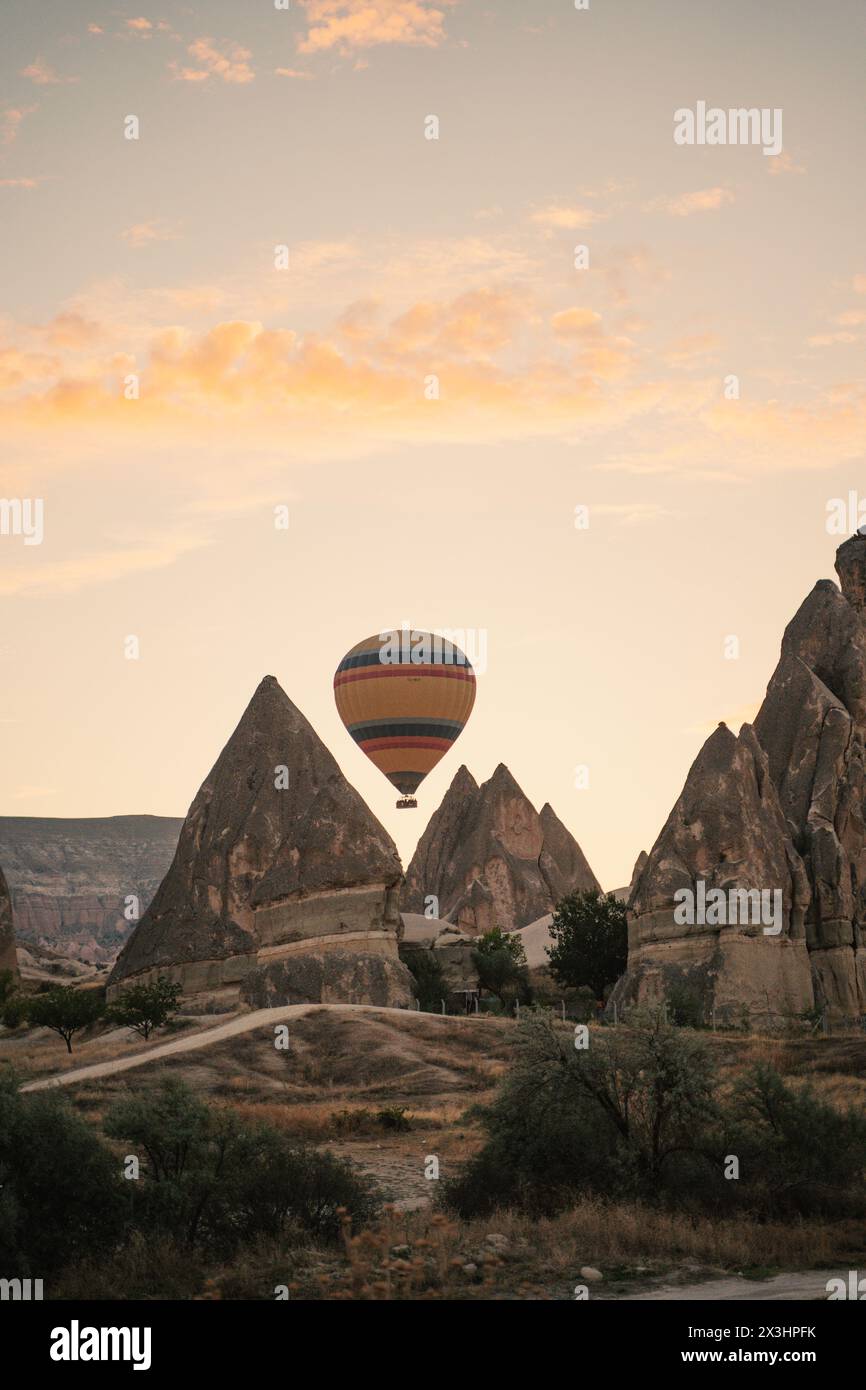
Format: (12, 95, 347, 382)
(19, 58, 78, 85)
(0, 177, 43, 189)
(853, 275, 866, 296)
(589, 502, 675, 526)
(767, 150, 806, 177)
(647, 187, 734, 217)
(0, 526, 215, 598)
(275, 68, 314, 80)
(87, 24, 104, 36)
(297, 0, 456, 55)
(170, 38, 255, 84)
(530, 203, 606, 230)
(1, 105, 37, 146)
(121, 220, 181, 249)
(127, 17, 153, 32)
(663, 332, 721, 367)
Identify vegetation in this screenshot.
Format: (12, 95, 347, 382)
(106, 977, 183, 1040)
(404, 948, 448, 1013)
(442, 1010, 866, 1222)
(546, 888, 627, 1000)
(24, 985, 105, 1053)
(471, 927, 532, 1015)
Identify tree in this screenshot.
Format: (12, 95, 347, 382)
(25, 985, 105, 1053)
(107, 978, 182, 1041)
(546, 888, 627, 999)
(472, 926, 532, 1014)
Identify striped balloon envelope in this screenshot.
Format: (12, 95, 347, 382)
(334, 629, 477, 807)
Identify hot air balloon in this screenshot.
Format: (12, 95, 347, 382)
(334, 629, 476, 808)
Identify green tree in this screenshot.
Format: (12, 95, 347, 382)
(405, 949, 447, 1013)
(25, 985, 104, 1053)
(0, 969, 16, 1008)
(107, 978, 182, 1040)
(546, 888, 627, 1000)
(472, 927, 531, 1015)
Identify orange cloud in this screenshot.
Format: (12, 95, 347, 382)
(647, 187, 734, 217)
(121, 220, 181, 249)
(170, 38, 255, 84)
(19, 58, 78, 85)
(127, 17, 153, 31)
(530, 204, 606, 230)
(1, 105, 37, 146)
(0, 177, 42, 189)
(297, 0, 456, 55)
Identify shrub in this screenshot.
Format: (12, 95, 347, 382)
(376, 1106, 412, 1132)
(104, 1079, 377, 1253)
(0, 1073, 127, 1278)
(472, 928, 532, 1015)
(442, 1010, 866, 1223)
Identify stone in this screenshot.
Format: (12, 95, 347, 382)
(580, 1266, 603, 1282)
(403, 763, 599, 935)
(0, 863, 18, 981)
(0, 815, 183, 966)
(109, 676, 413, 1007)
(613, 723, 814, 1026)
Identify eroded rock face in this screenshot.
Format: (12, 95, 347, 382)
(0, 816, 183, 966)
(613, 723, 814, 1026)
(751, 540, 866, 1018)
(0, 863, 18, 980)
(109, 676, 412, 1006)
(403, 763, 600, 934)
(241, 949, 414, 1010)
(621, 535, 866, 1025)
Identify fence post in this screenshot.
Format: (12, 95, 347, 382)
(561, 1000, 565, 1022)
(441, 998, 445, 1016)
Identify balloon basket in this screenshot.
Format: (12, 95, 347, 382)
(396, 797, 418, 809)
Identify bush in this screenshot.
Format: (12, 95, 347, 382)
(104, 1078, 377, 1253)
(0, 1073, 127, 1278)
(442, 1010, 866, 1222)
(376, 1106, 412, 1132)
(1, 994, 26, 1029)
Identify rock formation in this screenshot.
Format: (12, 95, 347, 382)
(0, 815, 183, 967)
(612, 723, 813, 1026)
(752, 535, 866, 1019)
(620, 534, 866, 1025)
(403, 763, 600, 934)
(109, 676, 414, 1008)
(0, 863, 19, 981)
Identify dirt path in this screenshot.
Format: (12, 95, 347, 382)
(20, 1002, 465, 1093)
(615, 1270, 840, 1301)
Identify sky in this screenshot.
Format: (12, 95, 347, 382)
(1, 0, 865, 891)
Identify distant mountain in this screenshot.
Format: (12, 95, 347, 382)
(0, 815, 183, 966)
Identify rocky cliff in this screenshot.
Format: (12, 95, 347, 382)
(620, 534, 866, 1025)
(0, 863, 18, 980)
(109, 676, 413, 1008)
(613, 723, 814, 1025)
(0, 816, 183, 966)
(403, 763, 600, 934)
